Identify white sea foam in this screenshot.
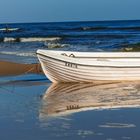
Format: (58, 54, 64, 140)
(44, 42, 70, 48)
(0, 51, 36, 57)
(0, 28, 20, 31)
(20, 37, 61, 42)
(3, 37, 61, 43)
(4, 37, 17, 42)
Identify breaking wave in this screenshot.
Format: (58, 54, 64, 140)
(1, 34, 133, 43)
(44, 42, 70, 48)
(0, 28, 21, 32)
(0, 37, 61, 43)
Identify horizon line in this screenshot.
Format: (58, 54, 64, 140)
(0, 19, 140, 24)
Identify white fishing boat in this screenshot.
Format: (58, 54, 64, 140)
(37, 49, 140, 83)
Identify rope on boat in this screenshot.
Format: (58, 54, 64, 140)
(69, 54, 75, 57)
(61, 53, 68, 56)
(61, 53, 75, 57)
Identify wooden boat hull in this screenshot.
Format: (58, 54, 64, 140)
(37, 50, 140, 83)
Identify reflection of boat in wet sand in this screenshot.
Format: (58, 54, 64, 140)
(37, 50, 140, 83)
(40, 81, 140, 118)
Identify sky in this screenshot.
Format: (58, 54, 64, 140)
(0, 0, 140, 23)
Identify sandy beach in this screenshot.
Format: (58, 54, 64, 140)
(0, 60, 42, 76)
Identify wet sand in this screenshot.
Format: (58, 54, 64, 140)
(0, 60, 43, 76)
(41, 81, 140, 117)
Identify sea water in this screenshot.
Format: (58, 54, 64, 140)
(0, 20, 140, 63)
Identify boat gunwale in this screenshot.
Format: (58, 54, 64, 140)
(37, 49, 140, 56)
(37, 53, 140, 68)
